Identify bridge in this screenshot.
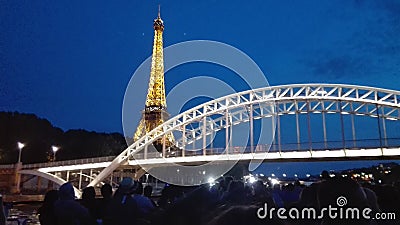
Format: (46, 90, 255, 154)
(3, 83, 400, 197)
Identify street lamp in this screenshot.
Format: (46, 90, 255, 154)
(52, 146, 59, 161)
(17, 142, 25, 163)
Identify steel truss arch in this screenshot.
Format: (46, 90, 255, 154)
(181, 99, 399, 146)
(89, 84, 400, 187)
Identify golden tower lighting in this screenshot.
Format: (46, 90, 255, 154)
(133, 7, 175, 151)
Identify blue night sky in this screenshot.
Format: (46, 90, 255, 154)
(1, 1, 399, 175)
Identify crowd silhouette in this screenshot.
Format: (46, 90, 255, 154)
(37, 171, 400, 225)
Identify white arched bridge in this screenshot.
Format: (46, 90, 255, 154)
(16, 83, 400, 195)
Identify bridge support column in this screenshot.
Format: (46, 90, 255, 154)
(225, 109, 229, 154)
(162, 135, 166, 157)
(351, 113, 356, 148)
(375, 104, 383, 152)
(37, 176, 42, 193)
(349, 103, 357, 148)
(381, 107, 388, 147)
(272, 111, 276, 152)
(11, 162, 22, 194)
(339, 101, 346, 155)
(78, 170, 83, 190)
(322, 112, 328, 148)
(182, 125, 186, 157)
(210, 124, 214, 150)
(249, 104, 254, 153)
(277, 111, 281, 153)
(230, 121, 233, 152)
(144, 144, 148, 159)
(306, 101, 312, 152)
(296, 111, 300, 151)
(192, 130, 196, 150)
(90, 169, 93, 184)
(322, 107, 328, 149)
(203, 116, 207, 156)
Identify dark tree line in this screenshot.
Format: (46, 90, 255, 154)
(0, 112, 127, 164)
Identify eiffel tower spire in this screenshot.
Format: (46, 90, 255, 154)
(134, 7, 175, 149)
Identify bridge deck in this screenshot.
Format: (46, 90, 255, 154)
(16, 145, 399, 173)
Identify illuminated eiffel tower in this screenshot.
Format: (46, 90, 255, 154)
(133, 7, 175, 151)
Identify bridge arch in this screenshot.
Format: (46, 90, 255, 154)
(89, 84, 400, 186)
(19, 169, 82, 198)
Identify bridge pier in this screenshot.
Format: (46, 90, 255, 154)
(0, 165, 18, 193)
(37, 176, 41, 193)
(10, 162, 22, 194)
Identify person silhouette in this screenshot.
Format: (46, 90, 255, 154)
(54, 182, 93, 225)
(38, 190, 59, 225)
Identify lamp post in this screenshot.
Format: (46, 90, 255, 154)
(52, 146, 59, 161)
(17, 142, 25, 163)
(15, 142, 25, 194)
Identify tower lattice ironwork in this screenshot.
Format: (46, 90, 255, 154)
(133, 8, 175, 150)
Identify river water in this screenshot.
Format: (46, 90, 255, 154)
(6, 203, 41, 225)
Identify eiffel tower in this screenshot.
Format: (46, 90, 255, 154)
(133, 7, 175, 151)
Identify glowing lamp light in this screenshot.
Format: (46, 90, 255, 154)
(208, 177, 215, 187)
(271, 178, 279, 185)
(249, 176, 257, 184)
(52, 146, 59, 153)
(52, 145, 60, 161)
(17, 142, 25, 149)
(17, 142, 25, 163)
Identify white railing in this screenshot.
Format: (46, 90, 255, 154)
(21, 156, 115, 169)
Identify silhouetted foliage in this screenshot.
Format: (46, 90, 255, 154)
(0, 112, 127, 164)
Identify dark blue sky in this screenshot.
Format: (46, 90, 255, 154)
(1, 0, 400, 175)
(1, 0, 399, 133)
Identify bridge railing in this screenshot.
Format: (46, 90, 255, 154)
(129, 138, 400, 160)
(22, 156, 116, 169)
(0, 164, 15, 169)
